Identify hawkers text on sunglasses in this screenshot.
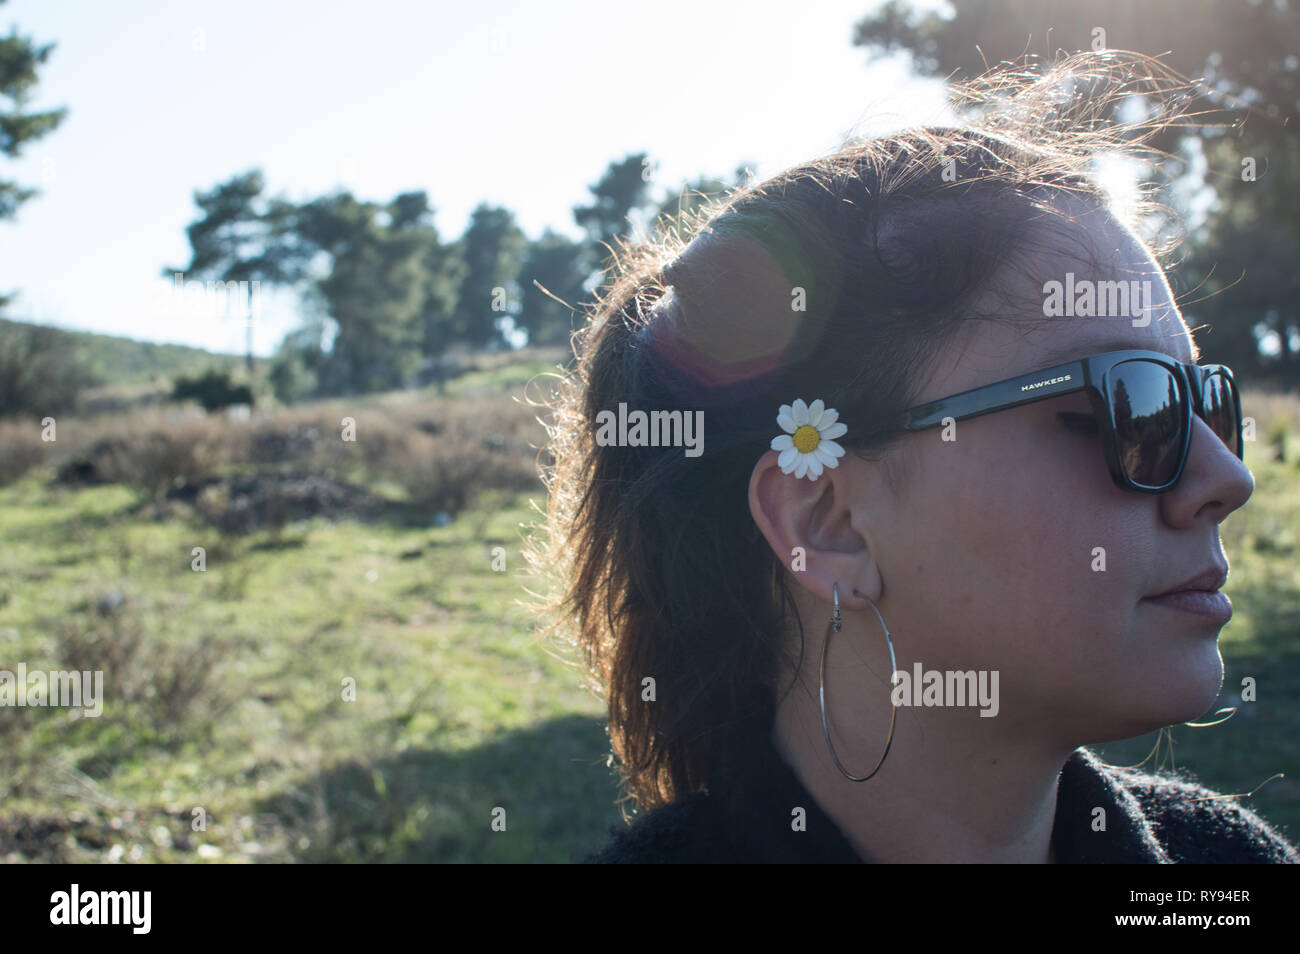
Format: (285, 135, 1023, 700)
(890, 349, 1244, 494)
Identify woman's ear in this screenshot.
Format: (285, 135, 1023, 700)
(748, 448, 880, 608)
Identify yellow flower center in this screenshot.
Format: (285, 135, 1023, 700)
(793, 424, 820, 453)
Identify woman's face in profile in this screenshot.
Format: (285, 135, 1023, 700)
(867, 202, 1254, 744)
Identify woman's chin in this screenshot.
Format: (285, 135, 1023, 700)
(1109, 654, 1227, 740)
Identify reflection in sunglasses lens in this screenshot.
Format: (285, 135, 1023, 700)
(1110, 362, 1182, 486)
(1204, 372, 1239, 456)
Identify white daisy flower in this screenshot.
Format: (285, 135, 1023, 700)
(769, 398, 847, 481)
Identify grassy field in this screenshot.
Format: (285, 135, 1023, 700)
(0, 481, 622, 862)
(0, 372, 1297, 862)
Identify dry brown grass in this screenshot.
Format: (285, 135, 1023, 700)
(0, 390, 548, 525)
(0, 418, 48, 486)
(301, 395, 545, 514)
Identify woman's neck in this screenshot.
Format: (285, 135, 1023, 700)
(772, 686, 1072, 863)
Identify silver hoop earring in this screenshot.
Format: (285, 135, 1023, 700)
(819, 581, 899, 782)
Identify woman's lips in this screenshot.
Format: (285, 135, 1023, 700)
(1141, 589, 1232, 623)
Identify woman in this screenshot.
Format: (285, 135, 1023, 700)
(528, 52, 1297, 863)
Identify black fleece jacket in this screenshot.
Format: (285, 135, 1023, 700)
(582, 715, 1298, 863)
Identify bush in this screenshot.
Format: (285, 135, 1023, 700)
(53, 415, 243, 499)
(383, 401, 542, 515)
(119, 428, 225, 499)
(54, 597, 238, 731)
(171, 369, 254, 412)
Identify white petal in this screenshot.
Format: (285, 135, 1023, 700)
(808, 399, 825, 427)
(820, 421, 847, 440)
(777, 408, 796, 433)
(795, 457, 808, 479)
(770, 433, 793, 451)
(818, 408, 838, 428)
(807, 455, 824, 478)
(813, 445, 836, 467)
(792, 399, 808, 426)
(819, 439, 845, 459)
(778, 446, 799, 470)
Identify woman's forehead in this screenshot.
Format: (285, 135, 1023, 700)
(1030, 317, 1197, 366)
(1007, 202, 1195, 366)
(923, 306, 1195, 402)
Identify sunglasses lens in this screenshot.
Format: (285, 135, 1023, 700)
(1202, 370, 1241, 457)
(1109, 361, 1185, 487)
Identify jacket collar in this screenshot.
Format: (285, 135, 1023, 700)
(706, 714, 1171, 863)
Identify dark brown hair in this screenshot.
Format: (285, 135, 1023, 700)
(525, 51, 1197, 814)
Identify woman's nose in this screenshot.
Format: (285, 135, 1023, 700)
(1159, 414, 1253, 528)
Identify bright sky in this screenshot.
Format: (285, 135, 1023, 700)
(0, 0, 956, 356)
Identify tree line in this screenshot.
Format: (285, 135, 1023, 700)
(169, 160, 747, 402)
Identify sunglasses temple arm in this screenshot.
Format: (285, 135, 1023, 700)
(896, 361, 1090, 431)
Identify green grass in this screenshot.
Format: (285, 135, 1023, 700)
(0, 478, 623, 863)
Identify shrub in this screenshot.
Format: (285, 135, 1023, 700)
(53, 415, 242, 499)
(171, 369, 254, 413)
(54, 598, 238, 731)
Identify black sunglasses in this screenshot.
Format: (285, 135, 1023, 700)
(889, 349, 1243, 494)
